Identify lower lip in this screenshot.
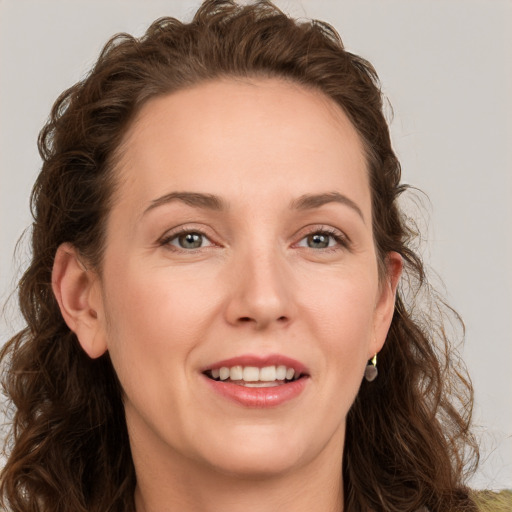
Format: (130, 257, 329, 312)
(203, 375, 308, 408)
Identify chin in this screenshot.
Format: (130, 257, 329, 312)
(196, 425, 313, 479)
(207, 450, 305, 480)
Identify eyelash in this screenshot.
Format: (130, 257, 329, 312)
(295, 226, 350, 252)
(158, 225, 350, 253)
(158, 227, 217, 252)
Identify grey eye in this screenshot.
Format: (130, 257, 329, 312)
(162, 229, 215, 251)
(176, 232, 205, 249)
(305, 233, 332, 249)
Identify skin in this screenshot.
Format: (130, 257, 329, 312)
(52, 78, 402, 512)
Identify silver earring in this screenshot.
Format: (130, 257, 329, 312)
(364, 353, 378, 382)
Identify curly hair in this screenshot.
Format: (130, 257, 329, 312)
(0, 1, 478, 511)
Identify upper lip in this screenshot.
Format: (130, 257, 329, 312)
(201, 354, 308, 376)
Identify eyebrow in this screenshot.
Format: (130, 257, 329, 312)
(290, 192, 365, 222)
(142, 190, 364, 221)
(143, 191, 226, 216)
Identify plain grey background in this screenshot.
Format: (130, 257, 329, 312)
(1, 0, 511, 490)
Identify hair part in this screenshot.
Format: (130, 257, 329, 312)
(1, 1, 478, 511)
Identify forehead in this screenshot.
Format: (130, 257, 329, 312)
(113, 78, 370, 214)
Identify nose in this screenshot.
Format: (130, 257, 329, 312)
(224, 246, 295, 330)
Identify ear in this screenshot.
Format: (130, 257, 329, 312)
(52, 243, 108, 359)
(370, 251, 403, 357)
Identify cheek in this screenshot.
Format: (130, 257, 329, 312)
(300, 267, 379, 376)
(99, 266, 199, 388)
(98, 264, 223, 433)
(103, 260, 219, 344)
(301, 263, 379, 335)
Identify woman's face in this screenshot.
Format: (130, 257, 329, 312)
(87, 78, 399, 478)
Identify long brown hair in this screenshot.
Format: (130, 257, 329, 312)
(0, 1, 478, 511)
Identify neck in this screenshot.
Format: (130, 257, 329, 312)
(131, 430, 344, 512)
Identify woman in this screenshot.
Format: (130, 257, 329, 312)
(0, 1, 479, 511)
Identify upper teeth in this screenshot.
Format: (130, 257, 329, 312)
(210, 365, 297, 382)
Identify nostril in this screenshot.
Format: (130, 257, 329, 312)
(238, 316, 288, 324)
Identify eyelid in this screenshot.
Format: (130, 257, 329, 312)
(157, 223, 350, 252)
(158, 224, 219, 250)
(293, 225, 351, 249)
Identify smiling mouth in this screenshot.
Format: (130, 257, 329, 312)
(204, 365, 305, 387)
